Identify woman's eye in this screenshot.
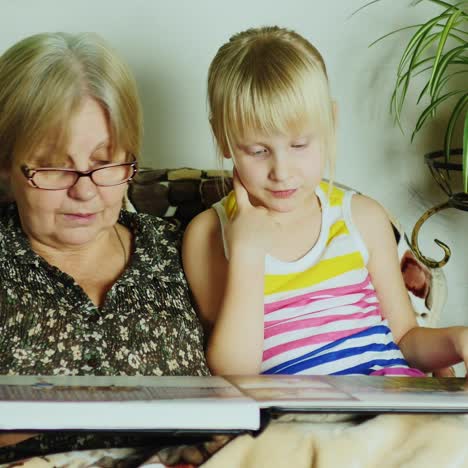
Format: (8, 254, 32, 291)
(292, 143, 308, 149)
(94, 160, 112, 166)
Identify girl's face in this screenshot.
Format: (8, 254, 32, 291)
(11, 97, 129, 250)
(229, 127, 325, 215)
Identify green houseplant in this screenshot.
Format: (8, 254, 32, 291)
(356, 0, 467, 266)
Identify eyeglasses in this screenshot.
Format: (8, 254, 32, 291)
(21, 157, 138, 190)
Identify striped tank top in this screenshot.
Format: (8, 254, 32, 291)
(212, 181, 424, 377)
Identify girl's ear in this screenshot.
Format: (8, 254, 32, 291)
(209, 117, 232, 160)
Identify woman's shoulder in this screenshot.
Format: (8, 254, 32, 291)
(121, 210, 183, 244)
(119, 210, 186, 276)
(0, 204, 25, 257)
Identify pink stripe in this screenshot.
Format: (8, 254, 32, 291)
(265, 275, 374, 315)
(265, 298, 380, 329)
(263, 327, 368, 361)
(264, 309, 379, 339)
(370, 367, 425, 377)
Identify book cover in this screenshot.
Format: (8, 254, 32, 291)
(0, 375, 259, 431)
(1, 375, 468, 431)
(227, 375, 468, 413)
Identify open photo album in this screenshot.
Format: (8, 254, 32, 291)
(1, 374, 467, 431)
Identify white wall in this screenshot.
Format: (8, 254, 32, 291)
(2, 0, 467, 369)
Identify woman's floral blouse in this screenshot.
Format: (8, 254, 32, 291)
(0, 204, 211, 463)
(0, 204, 209, 377)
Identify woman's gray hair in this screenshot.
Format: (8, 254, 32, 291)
(0, 32, 142, 169)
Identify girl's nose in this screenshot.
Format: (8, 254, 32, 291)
(269, 154, 289, 182)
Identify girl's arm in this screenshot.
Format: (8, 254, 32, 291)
(351, 194, 468, 373)
(182, 176, 277, 375)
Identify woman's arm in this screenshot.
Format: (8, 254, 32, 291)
(351, 194, 468, 373)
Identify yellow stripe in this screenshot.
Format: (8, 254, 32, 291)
(222, 181, 346, 218)
(327, 220, 349, 246)
(220, 191, 237, 220)
(319, 181, 344, 207)
(264, 251, 364, 296)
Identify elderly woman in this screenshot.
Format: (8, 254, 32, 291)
(0, 32, 208, 462)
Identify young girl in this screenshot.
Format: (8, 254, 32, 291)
(183, 25, 468, 376)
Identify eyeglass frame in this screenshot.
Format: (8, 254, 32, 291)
(20, 156, 138, 190)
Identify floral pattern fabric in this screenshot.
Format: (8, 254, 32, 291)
(0, 204, 209, 464)
(0, 204, 208, 377)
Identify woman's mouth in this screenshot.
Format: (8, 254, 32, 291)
(63, 213, 96, 223)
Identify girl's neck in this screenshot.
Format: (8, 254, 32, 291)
(268, 191, 321, 226)
(263, 190, 323, 263)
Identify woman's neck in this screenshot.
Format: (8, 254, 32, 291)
(29, 228, 118, 269)
(28, 224, 132, 307)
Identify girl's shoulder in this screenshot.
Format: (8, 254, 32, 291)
(184, 207, 222, 246)
(350, 194, 389, 226)
(349, 194, 395, 252)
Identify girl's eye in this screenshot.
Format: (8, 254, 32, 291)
(291, 142, 308, 149)
(248, 147, 268, 156)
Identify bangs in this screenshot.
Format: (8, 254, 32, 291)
(219, 43, 334, 148)
(228, 77, 330, 143)
(13, 59, 84, 167)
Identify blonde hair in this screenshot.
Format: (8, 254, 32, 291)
(208, 26, 336, 179)
(0, 32, 142, 169)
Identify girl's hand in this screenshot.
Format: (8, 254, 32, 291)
(225, 170, 280, 259)
(453, 327, 468, 376)
(433, 366, 456, 378)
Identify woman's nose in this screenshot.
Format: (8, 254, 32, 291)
(67, 174, 98, 201)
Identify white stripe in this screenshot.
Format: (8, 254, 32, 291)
(264, 314, 384, 350)
(264, 268, 370, 303)
(262, 322, 395, 370)
(264, 295, 378, 323)
(285, 346, 406, 375)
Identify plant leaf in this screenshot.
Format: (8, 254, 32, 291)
(432, 70, 468, 102)
(368, 25, 421, 48)
(421, 0, 459, 8)
(349, 0, 386, 19)
(412, 90, 464, 137)
(464, 110, 468, 192)
(430, 44, 467, 96)
(428, 9, 463, 93)
(395, 26, 442, 123)
(397, 13, 450, 78)
(443, 94, 468, 165)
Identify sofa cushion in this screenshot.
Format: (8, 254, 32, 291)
(128, 167, 232, 226)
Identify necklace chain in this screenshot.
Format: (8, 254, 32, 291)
(113, 225, 127, 268)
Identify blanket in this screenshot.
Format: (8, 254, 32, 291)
(3, 414, 468, 468)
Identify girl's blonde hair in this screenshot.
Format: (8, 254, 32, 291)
(208, 26, 336, 179)
(0, 32, 142, 169)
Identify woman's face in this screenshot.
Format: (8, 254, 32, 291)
(11, 97, 128, 250)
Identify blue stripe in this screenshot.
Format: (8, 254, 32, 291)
(264, 342, 401, 375)
(330, 358, 410, 376)
(263, 324, 394, 374)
